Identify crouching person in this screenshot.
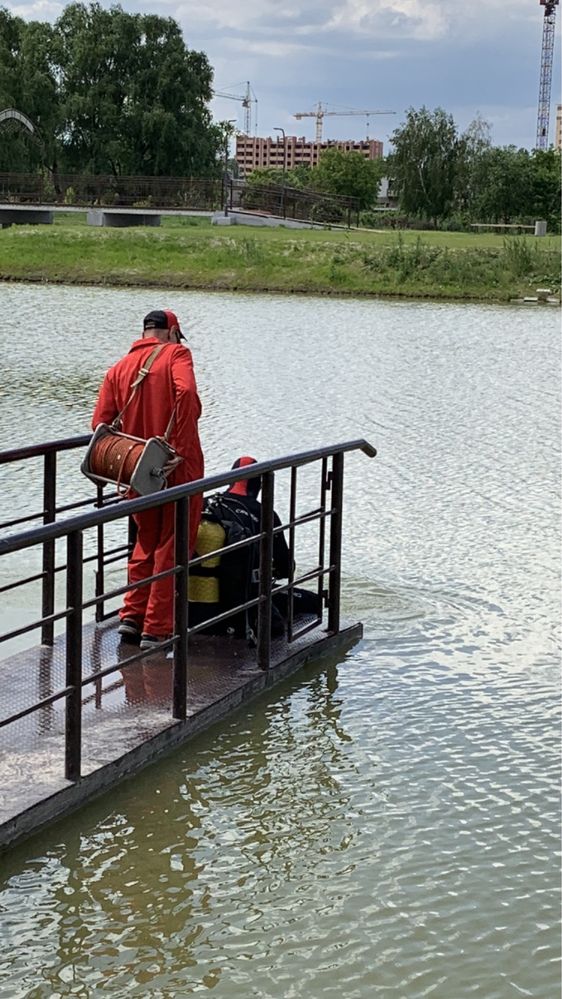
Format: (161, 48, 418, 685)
(188, 456, 320, 640)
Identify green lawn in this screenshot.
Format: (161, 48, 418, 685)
(1, 215, 560, 303)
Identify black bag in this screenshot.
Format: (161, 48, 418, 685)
(191, 493, 287, 639)
(202, 494, 259, 635)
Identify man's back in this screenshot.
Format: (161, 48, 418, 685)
(91, 309, 205, 646)
(92, 336, 203, 487)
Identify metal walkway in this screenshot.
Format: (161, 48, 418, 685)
(0, 616, 361, 848)
(0, 435, 374, 849)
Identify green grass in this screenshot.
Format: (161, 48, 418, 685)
(0, 217, 560, 303)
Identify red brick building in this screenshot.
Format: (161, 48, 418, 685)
(235, 135, 384, 178)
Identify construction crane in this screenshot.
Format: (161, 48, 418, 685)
(536, 0, 559, 149)
(293, 102, 396, 142)
(212, 81, 257, 135)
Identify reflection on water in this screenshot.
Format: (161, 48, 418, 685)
(0, 286, 560, 997)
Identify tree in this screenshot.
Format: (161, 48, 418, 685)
(286, 163, 312, 189)
(471, 146, 533, 223)
(245, 166, 284, 186)
(528, 148, 561, 230)
(0, 8, 58, 172)
(0, 3, 223, 177)
(313, 147, 382, 209)
(54, 3, 220, 176)
(456, 114, 492, 216)
(388, 106, 462, 225)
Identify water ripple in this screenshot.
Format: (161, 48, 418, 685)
(0, 288, 560, 998)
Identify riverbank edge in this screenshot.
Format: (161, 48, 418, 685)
(2, 272, 558, 306)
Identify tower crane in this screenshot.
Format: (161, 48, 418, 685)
(212, 81, 257, 135)
(536, 0, 559, 149)
(293, 102, 396, 142)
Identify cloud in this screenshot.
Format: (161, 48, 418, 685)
(324, 1, 449, 42)
(8, 0, 63, 18)
(3, 0, 559, 149)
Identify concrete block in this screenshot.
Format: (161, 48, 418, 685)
(0, 208, 53, 225)
(87, 210, 161, 227)
(211, 212, 236, 225)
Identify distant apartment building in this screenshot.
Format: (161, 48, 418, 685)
(555, 105, 562, 151)
(235, 134, 384, 178)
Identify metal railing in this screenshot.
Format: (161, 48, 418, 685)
(0, 172, 360, 225)
(226, 179, 360, 226)
(0, 436, 376, 782)
(0, 173, 223, 210)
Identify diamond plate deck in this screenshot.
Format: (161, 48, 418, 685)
(0, 617, 362, 850)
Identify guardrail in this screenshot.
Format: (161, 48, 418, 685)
(0, 173, 223, 210)
(0, 172, 360, 225)
(0, 436, 376, 782)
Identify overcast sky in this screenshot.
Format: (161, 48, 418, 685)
(7, 0, 561, 151)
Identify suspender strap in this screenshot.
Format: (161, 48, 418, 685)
(112, 345, 165, 429)
(162, 405, 176, 443)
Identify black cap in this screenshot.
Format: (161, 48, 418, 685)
(143, 310, 185, 340)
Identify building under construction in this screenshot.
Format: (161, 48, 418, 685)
(235, 135, 383, 179)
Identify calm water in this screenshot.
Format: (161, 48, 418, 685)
(0, 285, 560, 998)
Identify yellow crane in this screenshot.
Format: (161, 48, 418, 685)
(212, 82, 257, 135)
(293, 102, 396, 142)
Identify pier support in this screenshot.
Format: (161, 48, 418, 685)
(0, 207, 53, 226)
(87, 209, 161, 227)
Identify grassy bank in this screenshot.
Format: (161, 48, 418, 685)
(0, 216, 559, 302)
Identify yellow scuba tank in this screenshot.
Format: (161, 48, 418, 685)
(188, 519, 226, 603)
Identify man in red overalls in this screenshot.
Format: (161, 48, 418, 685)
(92, 309, 204, 649)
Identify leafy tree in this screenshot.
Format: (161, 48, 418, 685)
(528, 148, 561, 230)
(0, 9, 58, 171)
(118, 12, 219, 176)
(471, 146, 533, 223)
(245, 166, 282, 185)
(0, 8, 23, 107)
(54, 4, 220, 176)
(388, 106, 462, 225)
(286, 163, 312, 189)
(54, 3, 139, 174)
(0, 3, 223, 177)
(313, 148, 382, 209)
(456, 114, 492, 216)
(467, 145, 560, 230)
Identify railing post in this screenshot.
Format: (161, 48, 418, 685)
(95, 484, 105, 622)
(257, 471, 274, 671)
(65, 530, 83, 781)
(318, 457, 328, 613)
(173, 497, 189, 720)
(287, 467, 297, 642)
(327, 453, 344, 635)
(41, 451, 56, 646)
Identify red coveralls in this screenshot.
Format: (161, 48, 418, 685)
(92, 336, 204, 636)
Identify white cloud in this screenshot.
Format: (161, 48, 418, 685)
(8, 0, 63, 18)
(325, 1, 449, 42)
(3, 0, 558, 148)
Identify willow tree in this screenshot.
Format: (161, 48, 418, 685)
(0, 8, 59, 171)
(54, 3, 221, 176)
(388, 106, 462, 225)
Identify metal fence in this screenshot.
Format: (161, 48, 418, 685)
(229, 179, 360, 226)
(0, 172, 223, 209)
(0, 172, 360, 225)
(0, 436, 375, 782)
